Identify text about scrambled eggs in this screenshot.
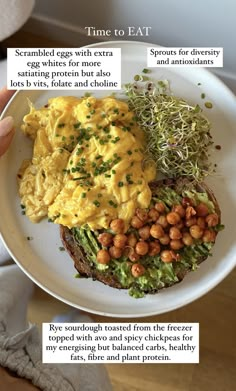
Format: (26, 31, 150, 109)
(7, 48, 121, 90)
(42, 323, 199, 364)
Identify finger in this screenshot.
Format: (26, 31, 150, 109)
(0, 116, 15, 156)
(0, 87, 15, 113)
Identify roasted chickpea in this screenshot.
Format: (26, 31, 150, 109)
(166, 212, 181, 225)
(185, 206, 197, 220)
(131, 263, 146, 277)
(136, 208, 149, 222)
(159, 234, 170, 245)
(97, 233, 113, 247)
(150, 224, 165, 239)
(110, 218, 125, 234)
(182, 197, 194, 207)
(127, 233, 137, 247)
(169, 226, 182, 240)
(129, 250, 140, 262)
(197, 217, 206, 229)
(202, 229, 216, 243)
(148, 208, 160, 221)
(135, 241, 149, 256)
(172, 204, 185, 218)
(155, 202, 166, 213)
(113, 234, 127, 249)
(185, 217, 197, 227)
(109, 246, 122, 259)
(157, 215, 169, 228)
(196, 202, 209, 217)
(131, 215, 144, 229)
(148, 241, 161, 256)
(138, 225, 150, 240)
(170, 239, 184, 250)
(205, 213, 219, 227)
(96, 249, 110, 264)
(160, 250, 174, 263)
(182, 232, 194, 246)
(190, 225, 204, 239)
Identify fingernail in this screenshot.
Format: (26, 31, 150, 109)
(0, 116, 14, 137)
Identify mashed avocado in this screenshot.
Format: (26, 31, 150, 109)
(72, 186, 220, 298)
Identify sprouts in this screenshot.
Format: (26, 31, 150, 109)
(125, 82, 213, 182)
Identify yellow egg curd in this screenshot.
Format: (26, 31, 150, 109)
(18, 96, 156, 230)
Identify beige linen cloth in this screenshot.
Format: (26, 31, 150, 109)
(0, 258, 112, 391)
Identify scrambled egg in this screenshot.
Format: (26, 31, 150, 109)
(18, 96, 156, 230)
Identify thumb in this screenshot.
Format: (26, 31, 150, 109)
(0, 116, 15, 157)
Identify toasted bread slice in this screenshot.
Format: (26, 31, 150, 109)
(60, 178, 222, 296)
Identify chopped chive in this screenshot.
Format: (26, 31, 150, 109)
(97, 193, 102, 198)
(20, 204, 25, 209)
(111, 169, 116, 174)
(81, 192, 86, 198)
(59, 246, 65, 251)
(93, 200, 100, 207)
(205, 101, 213, 109)
(201, 93, 206, 99)
(118, 181, 124, 187)
(142, 68, 150, 74)
(58, 123, 65, 128)
(74, 122, 81, 129)
(127, 150, 132, 155)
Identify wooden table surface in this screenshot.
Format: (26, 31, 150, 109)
(28, 267, 236, 391)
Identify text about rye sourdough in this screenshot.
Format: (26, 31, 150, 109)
(42, 323, 199, 364)
(7, 48, 121, 90)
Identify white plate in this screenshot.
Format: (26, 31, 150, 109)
(0, 41, 236, 317)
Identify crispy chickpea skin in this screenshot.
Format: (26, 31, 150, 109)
(129, 250, 140, 262)
(166, 212, 181, 225)
(172, 204, 185, 218)
(109, 246, 122, 259)
(185, 217, 197, 227)
(196, 202, 209, 217)
(202, 229, 216, 242)
(136, 208, 149, 222)
(205, 213, 219, 227)
(131, 215, 144, 229)
(160, 250, 174, 263)
(110, 218, 125, 234)
(155, 202, 166, 213)
(113, 234, 127, 249)
(148, 241, 161, 256)
(96, 249, 110, 264)
(157, 215, 169, 228)
(182, 232, 194, 246)
(197, 217, 206, 229)
(148, 208, 160, 221)
(185, 206, 197, 220)
(131, 263, 146, 277)
(159, 234, 170, 245)
(150, 224, 165, 239)
(170, 239, 183, 250)
(127, 233, 137, 247)
(190, 224, 204, 239)
(138, 225, 150, 240)
(135, 241, 149, 256)
(169, 226, 182, 240)
(97, 233, 113, 247)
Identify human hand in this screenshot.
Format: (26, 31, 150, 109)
(0, 87, 15, 156)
